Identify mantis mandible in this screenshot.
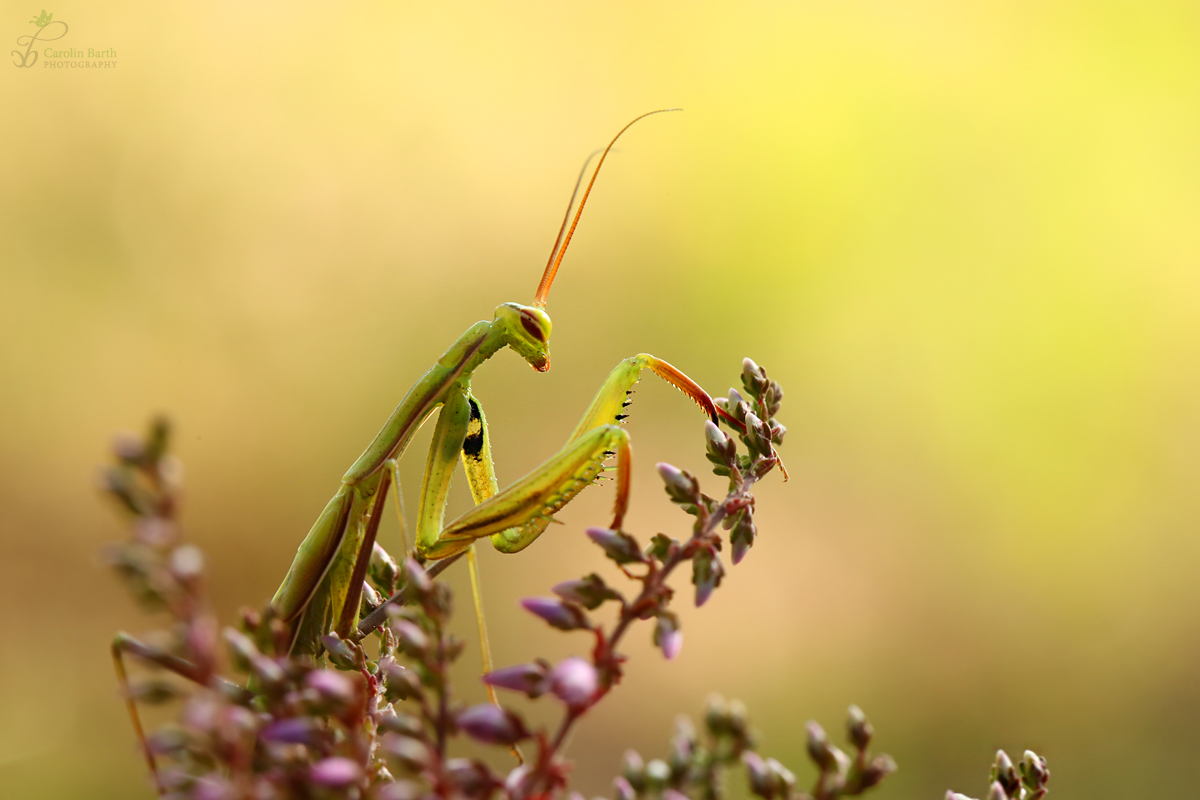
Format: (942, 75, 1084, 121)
(269, 110, 727, 666)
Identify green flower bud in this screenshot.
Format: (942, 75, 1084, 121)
(991, 750, 1018, 796)
(587, 527, 646, 565)
(806, 721, 834, 770)
(860, 754, 897, 789)
(847, 705, 873, 751)
(657, 462, 700, 505)
(622, 749, 647, 793)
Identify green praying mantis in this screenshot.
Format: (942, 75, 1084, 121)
(112, 110, 783, 782)
(269, 110, 744, 665)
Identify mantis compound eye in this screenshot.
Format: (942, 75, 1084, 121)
(519, 311, 547, 343)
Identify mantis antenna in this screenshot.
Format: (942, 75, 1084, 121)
(541, 149, 601, 288)
(533, 108, 681, 307)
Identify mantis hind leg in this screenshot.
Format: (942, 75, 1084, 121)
(271, 479, 377, 655)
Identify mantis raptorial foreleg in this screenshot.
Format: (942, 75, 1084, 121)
(418, 353, 717, 560)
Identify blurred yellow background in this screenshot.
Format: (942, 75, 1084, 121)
(2, 1, 1198, 797)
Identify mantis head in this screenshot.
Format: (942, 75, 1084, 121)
(499, 110, 678, 375)
(494, 303, 552, 372)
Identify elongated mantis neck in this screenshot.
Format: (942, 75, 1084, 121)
(437, 320, 507, 380)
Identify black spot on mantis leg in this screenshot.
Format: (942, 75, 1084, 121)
(462, 397, 486, 459)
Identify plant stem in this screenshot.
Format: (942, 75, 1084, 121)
(529, 465, 764, 793)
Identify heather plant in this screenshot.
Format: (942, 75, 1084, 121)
(103, 359, 1046, 800)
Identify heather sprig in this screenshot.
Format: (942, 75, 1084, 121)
(472, 360, 824, 799)
(101, 360, 1035, 800)
(607, 701, 897, 800)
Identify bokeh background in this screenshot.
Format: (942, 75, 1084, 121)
(2, 1, 1199, 797)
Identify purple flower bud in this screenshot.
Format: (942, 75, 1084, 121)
(505, 765, 532, 797)
(622, 750, 646, 791)
(730, 512, 756, 565)
(991, 750, 1018, 795)
(260, 717, 316, 744)
(384, 663, 423, 702)
(402, 557, 433, 595)
(223, 628, 261, 671)
(520, 597, 590, 631)
(692, 547, 725, 607)
(309, 756, 362, 789)
(306, 669, 356, 705)
(847, 705, 873, 751)
(186, 615, 218, 676)
(446, 758, 501, 798)
(613, 776, 636, 800)
(548, 657, 598, 709)
(986, 782, 1008, 800)
(664, 790, 690, 800)
(320, 633, 361, 670)
(133, 517, 174, 546)
(168, 544, 204, 582)
(768, 758, 797, 793)
(553, 573, 623, 610)
(662, 629, 684, 661)
(861, 754, 897, 789)
(377, 709, 425, 738)
(221, 705, 258, 737)
(1019, 751, 1050, 791)
(586, 527, 646, 565)
(654, 614, 683, 660)
(945, 793, 977, 800)
(704, 420, 732, 457)
(375, 780, 422, 800)
(742, 412, 771, 456)
(192, 776, 233, 800)
(645, 759, 671, 789)
(370, 543, 399, 589)
(392, 619, 430, 653)
(744, 752, 773, 798)
(456, 704, 529, 746)
(657, 462, 700, 504)
(482, 661, 550, 698)
(806, 721, 834, 770)
(383, 733, 433, 771)
(181, 694, 219, 733)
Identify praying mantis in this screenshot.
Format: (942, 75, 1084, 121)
(111, 111, 780, 785)
(270, 109, 731, 665)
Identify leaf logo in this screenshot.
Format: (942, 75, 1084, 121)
(29, 10, 52, 27)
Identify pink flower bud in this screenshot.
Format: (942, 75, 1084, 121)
(456, 704, 529, 746)
(520, 597, 590, 631)
(260, 717, 316, 744)
(309, 757, 362, 788)
(548, 656, 598, 708)
(306, 669, 356, 705)
(482, 661, 550, 697)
